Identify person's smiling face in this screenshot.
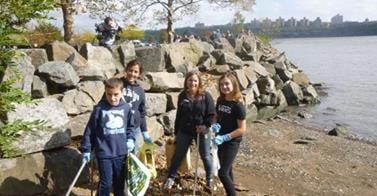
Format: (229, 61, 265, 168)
(126, 64, 140, 83)
(220, 77, 234, 96)
(105, 87, 122, 106)
(186, 74, 199, 93)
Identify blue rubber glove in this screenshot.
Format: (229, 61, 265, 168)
(142, 132, 153, 143)
(210, 123, 221, 133)
(82, 152, 91, 163)
(214, 134, 232, 145)
(127, 139, 135, 153)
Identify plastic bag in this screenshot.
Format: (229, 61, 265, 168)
(138, 143, 157, 178)
(127, 153, 151, 196)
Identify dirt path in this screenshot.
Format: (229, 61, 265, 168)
(72, 117, 377, 196)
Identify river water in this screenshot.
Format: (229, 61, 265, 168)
(272, 36, 377, 141)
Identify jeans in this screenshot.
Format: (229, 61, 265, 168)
(218, 140, 240, 196)
(97, 155, 126, 196)
(167, 130, 213, 181)
(134, 127, 143, 154)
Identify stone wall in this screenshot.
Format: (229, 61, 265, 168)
(0, 33, 320, 194)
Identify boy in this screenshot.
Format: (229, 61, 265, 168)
(81, 78, 135, 196)
(95, 17, 122, 48)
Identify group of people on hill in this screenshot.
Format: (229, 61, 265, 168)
(83, 17, 247, 196)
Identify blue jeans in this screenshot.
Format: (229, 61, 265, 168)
(134, 127, 143, 154)
(167, 130, 213, 181)
(218, 140, 240, 196)
(97, 155, 126, 196)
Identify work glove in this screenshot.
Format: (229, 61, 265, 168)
(214, 134, 231, 145)
(210, 123, 221, 133)
(142, 132, 153, 143)
(127, 139, 135, 153)
(82, 152, 91, 163)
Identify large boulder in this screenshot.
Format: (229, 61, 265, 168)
(292, 72, 310, 87)
(211, 50, 243, 69)
(31, 75, 49, 98)
(282, 81, 304, 105)
(146, 72, 184, 92)
(2, 54, 35, 94)
(6, 98, 71, 155)
(69, 112, 91, 137)
(234, 69, 249, 90)
(145, 93, 167, 116)
(146, 116, 164, 142)
(37, 61, 80, 91)
(158, 110, 177, 135)
(244, 61, 270, 77)
(79, 43, 117, 78)
(166, 92, 180, 110)
(19, 49, 48, 69)
(44, 41, 88, 67)
(302, 85, 320, 104)
(163, 42, 204, 73)
(62, 89, 96, 115)
(0, 147, 89, 195)
(77, 81, 105, 104)
(214, 37, 235, 53)
(135, 46, 165, 72)
(256, 76, 276, 94)
(113, 41, 136, 66)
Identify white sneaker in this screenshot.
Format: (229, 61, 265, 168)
(164, 178, 175, 189)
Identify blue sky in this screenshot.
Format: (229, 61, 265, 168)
(49, 0, 377, 32)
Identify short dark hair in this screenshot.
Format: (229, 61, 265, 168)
(126, 59, 143, 73)
(104, 17, 113, 24)
(104, 77, 123, 90)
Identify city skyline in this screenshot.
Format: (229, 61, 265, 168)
(48, 0, 377, 32)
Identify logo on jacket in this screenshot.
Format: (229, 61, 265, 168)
(102, 110, 125, 135)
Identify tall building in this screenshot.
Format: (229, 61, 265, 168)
(194, 22, 205, 28)
(285, 17, 297, 28)
(331, 14, 343, 24)
(311, 17, 322, 28)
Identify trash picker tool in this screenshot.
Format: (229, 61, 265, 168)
(65, 160, 88, 196)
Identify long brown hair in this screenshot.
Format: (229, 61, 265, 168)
(184, 71, 204, 97)
(218, 72, 243, 103)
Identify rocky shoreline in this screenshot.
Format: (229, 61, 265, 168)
(1, 32, 322, 195)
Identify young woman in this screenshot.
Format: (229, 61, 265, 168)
(215, 72, 247, 196)
(164, 71, 216, 189)
(122, 59, 152, 153)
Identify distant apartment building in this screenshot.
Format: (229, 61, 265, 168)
(311, 17, 322, 28)
(331, 14, 343, 24)
(298, 17, 310, 27)
(194, 22, 205, 28)
(285, 17, 297, 28)
(275, 17, 285, 27)
(250, 18, 261, 29)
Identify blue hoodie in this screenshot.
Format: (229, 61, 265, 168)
(81, 99, 135, 159)
(122, 78, 147, 132)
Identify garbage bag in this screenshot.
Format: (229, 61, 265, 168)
(127, 153, 151, 196)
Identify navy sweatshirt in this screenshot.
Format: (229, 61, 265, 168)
(81, 99, 135, 159)
(122, 78, 147, 132)
(174, 91, 216, 136)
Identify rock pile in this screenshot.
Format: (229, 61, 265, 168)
(0, 33, 319, 195)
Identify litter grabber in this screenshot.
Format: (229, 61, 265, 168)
(193, 132, 200, 196)
(65, 159, 88, 196)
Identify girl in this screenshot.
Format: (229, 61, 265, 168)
(215, 72, 247, 196)
(164, 71, 216, 189)
(122, 59, 152, 153)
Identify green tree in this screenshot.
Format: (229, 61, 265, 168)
(231, 11, 245, 34)
(119, 25, 145, 41)
(0, 0, 54, 157)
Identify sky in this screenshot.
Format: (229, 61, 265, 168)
(48, 0, 377, 33)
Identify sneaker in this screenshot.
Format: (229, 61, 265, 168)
(206, 178, 214, 189)
(164, 178, 175, 189)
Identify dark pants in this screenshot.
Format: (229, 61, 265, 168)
(97, 155, 126, 196)
(167, 131, 213, 181)
(218, 140, 240, 196)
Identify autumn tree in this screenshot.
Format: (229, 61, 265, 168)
(84, 0, 256, 43)
(232, 11, 246, 34)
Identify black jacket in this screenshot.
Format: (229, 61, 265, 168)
(174, 91, 216, 136)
